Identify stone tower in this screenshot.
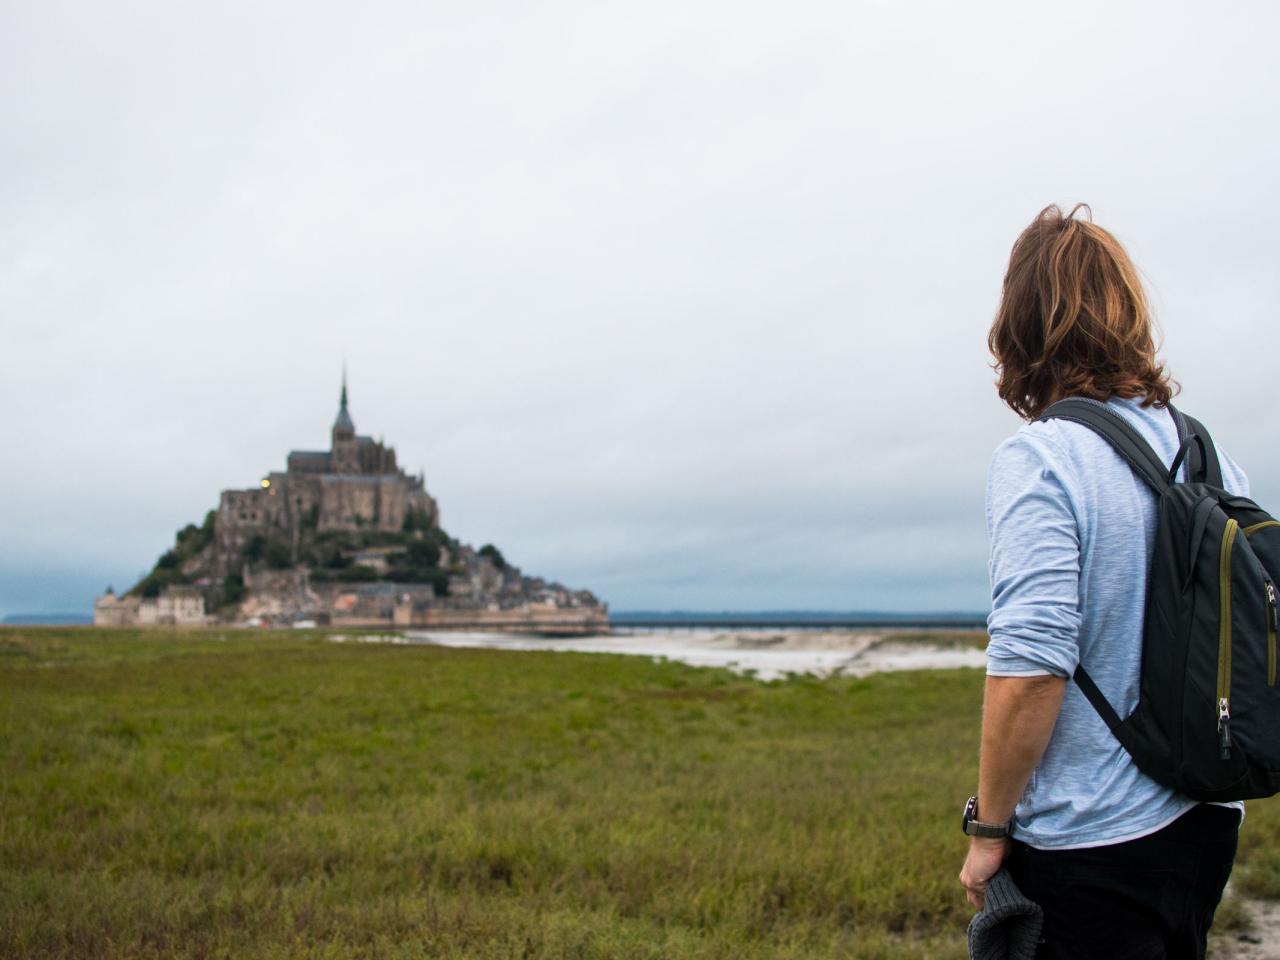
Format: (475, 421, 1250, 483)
(331, 371, 358, 474)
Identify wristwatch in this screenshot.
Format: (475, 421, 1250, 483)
(961, 795, 1012, 838)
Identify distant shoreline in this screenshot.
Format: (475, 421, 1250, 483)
(609, 611, 989, 629)
(0, 613, 94, 626)
(3, 610, 989, 629)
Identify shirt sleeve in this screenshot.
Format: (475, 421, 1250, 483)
(1218, 446, 1251, 499)
(985, 431, 1084, 678)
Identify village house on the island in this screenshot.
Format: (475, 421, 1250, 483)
(94, 585, 206, 627)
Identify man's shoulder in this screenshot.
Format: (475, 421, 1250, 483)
(996, 397, 1181, 479)
(989, 419, 1080, 479)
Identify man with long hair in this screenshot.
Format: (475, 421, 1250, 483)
(959, 205, 1247, 958)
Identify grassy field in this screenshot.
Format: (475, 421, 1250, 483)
(1, 628, 1277, 959)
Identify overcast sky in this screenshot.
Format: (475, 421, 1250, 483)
(3, 0, 1278, 617)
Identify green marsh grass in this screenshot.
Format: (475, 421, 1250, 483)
(1, 628, 1276, 958)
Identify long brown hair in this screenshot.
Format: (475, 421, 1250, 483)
(988, 203, 1176, 420)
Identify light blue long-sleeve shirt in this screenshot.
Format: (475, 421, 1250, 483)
(985, 395, 1249, 849)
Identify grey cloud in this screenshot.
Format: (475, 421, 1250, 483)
(3, 0, 1279, 615)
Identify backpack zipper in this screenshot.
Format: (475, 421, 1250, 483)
(1218, 518, 1239, 759)
(1268, 581, 1279, 688)
(1241, 523, 1278, 684)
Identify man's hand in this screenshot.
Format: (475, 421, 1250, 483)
(958, 836, 1011, 910)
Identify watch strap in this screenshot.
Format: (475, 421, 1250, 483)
(965, 819, 1012, 838)
(962, 795, 1012, 838)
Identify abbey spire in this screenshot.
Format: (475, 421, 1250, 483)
(333, 368, 355, 437)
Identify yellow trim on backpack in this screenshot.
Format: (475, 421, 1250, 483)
(1244, 520, 1280, 536)
(1218, 519, 1239, 707)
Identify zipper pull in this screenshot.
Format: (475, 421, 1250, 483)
(1267, 581, 1279, 632)
(1218, 698, 1232, 760)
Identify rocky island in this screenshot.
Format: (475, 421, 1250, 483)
(94, 377, 609, 634)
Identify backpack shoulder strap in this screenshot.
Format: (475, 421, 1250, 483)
(1037, 399, 1169, 493)
(1169, 404, 1224, 488)
(1037, 399, 1214, 751)
(1072, 661, 1143, 755)
(1072, 664, 1124, 732)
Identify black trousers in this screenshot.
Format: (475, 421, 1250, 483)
(1003, 803, 1240, 960)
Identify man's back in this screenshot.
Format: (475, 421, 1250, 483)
(985, 395, 1249, 848)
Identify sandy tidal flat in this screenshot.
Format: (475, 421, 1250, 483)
(400, 628, 987, 680)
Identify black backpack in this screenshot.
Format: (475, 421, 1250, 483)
(1039, 399, 1280, 801)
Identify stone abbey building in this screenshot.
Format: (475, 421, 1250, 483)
(216, 377, 439, 560)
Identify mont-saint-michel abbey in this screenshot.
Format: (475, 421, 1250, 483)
(223, 378, 440, 545)
(95, 378, 608, 634)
